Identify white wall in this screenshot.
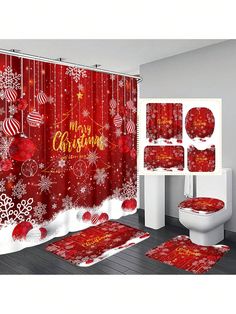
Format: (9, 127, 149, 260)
(139, 40, 236, 232)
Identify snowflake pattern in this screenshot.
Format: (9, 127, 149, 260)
(65, 67, 87, 83)
(78, 83, 84, 91)
(109, 107, 116, 117)
(37, 175, 54, 193)
(6, 173, 16, 182)
(0, 66, 21, 90)
(62, 195, 73, 209)
(8, 104, 18, 116)
(47, 96, 55, 104)
(115, 128, 122, 138)
(12, 179, 27, 199)
(121, 179, 137, 199)
(33, 202, 47, 221)
(0, 179, 6, 193)
(94, 168, 107, 185)
(82, 109, 90, 117)
(38, 163, 45, 169)
(0, 107, 4, 115)
(86, 151, 99, 166)
(58, 159, 66, 168)
(0, 193, 35, 227)
(0, 137, 13, 159)
(104, 123, 110, 130)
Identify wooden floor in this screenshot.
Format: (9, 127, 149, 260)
(1, 210, 236, 275)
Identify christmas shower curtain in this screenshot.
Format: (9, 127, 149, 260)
(0, 53, 137, 254)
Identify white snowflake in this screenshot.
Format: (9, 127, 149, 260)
(33, 202, 47, 221)
(86, 150, 99, 166)
(104, 123, 110, 130)
(82, 109, 90, 117)
(78, 83, 84, 91)
(94, 168, 107, 185)
(38, 163, 45, 169)
(76, 184, 92, 200)
(0, 107, 5, 115)
(100, 135, 108, 150)
(65, 67, 87, 83)
(37, 175, 54, 193)
(121, 179, 137, 199)
(110, 74, 116, 81)
(0, 137, 13, 159)
(6, 173, 16, 182)
(119, 80, 124, 88)
(115, 128, 122, 137)
(52, 203, 57, 209)
(0, 66, 21, 90)
(113, 187, 121, 199)
(58, 159, 66, 168)
(0, 193, 35, 227)
(62, 195, 73, 209)
(47, 96, 55, 104)
(109, 107, 116, 117)
(0, 179, 6, 193)
(12, 179, 27, 199)
(9, 104, 18, 116)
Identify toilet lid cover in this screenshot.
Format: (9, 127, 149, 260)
(178, 197, 225, 214)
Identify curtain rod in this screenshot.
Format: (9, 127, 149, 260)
(0, 48, 143, 83)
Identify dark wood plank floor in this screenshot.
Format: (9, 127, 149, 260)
(1, 210, 236, 275)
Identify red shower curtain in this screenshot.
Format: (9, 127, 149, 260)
(0, 53, 137, 254)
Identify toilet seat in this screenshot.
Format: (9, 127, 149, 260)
(178, 197, 225, 215)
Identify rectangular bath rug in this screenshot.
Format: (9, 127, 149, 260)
(146, 235, 230, 274)
(46, 221, 150, 267)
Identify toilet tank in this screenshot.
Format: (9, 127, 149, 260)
(196, 168, 232, 210)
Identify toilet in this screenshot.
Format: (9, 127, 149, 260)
(178, 168, 232, 246)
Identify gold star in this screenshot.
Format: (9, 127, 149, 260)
(77, 92, 84, 100)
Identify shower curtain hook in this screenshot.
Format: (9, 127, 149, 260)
(10, 49, 21, 53)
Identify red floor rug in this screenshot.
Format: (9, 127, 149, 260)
(146, 235, 230, 274)
(46, 221, 150, 267)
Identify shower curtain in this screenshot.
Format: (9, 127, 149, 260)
(0, 53, 137, 254)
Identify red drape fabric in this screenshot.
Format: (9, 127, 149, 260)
(0, 54, 137, 253)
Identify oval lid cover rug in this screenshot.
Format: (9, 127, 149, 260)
(146, 235, 230, 274)
(46, 221, 150, 267)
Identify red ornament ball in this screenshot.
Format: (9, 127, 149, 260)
(27, 110, 43, 127)
(0, 159, 13, 172)
(12, 221, 33, 240)
(36, 91, 48, 105)
(113, 114, 123, 128)
(39, 227, 47, 239)
(17, 98, 28, 110)
(91, 214, 99, 225)
(9, 135, 36, 162)
(118, 135, 132, 153)
(126, 120, 135, 134)
(82, 211, 92, 222)
(122, 198, 137, 211)
(98, 213, 109, 223)
(5, 88, 18, 103)
(2, 117, 20, 136)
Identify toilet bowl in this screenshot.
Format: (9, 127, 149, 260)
(178, 169, 232, 246)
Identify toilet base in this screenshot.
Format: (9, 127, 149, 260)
(189, 225, 224, 246)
